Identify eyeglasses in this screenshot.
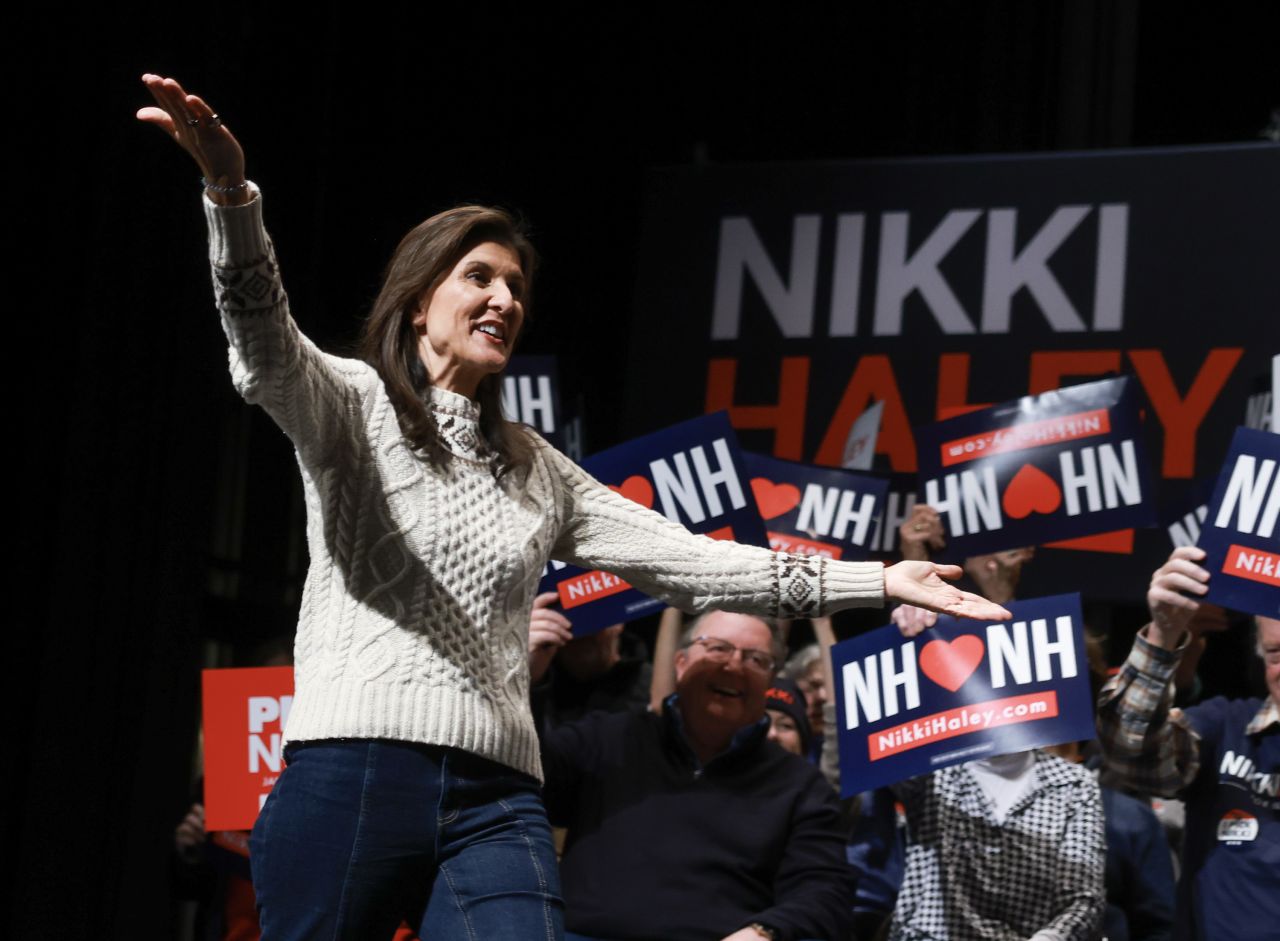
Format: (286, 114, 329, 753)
(689, 636, 776, 675)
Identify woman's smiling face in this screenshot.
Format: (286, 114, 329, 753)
(413, 240, 526, 397)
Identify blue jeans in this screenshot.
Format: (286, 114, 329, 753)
(249, 740, 563, 941)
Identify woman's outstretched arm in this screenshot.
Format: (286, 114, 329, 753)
(544, 444, 1011, 623)
(137, 74, 376, 463)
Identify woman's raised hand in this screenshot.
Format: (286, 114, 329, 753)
(884, 561, 1013, 623)
(137, 74, 247, 204)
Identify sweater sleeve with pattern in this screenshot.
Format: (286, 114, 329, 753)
(540, 441, 886, 620)
(204, 185, 381, 467)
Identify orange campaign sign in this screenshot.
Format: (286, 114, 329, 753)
(202, 666, 295, 831)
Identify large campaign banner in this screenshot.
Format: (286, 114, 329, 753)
(831, 593, 1094, 796)
(625, 144, 1280, 598)
(913, 376, 1156, 557)
(743, 452, 888, 560)
(540, 412, 769, 635)
(1198, 427, 1280, 617)
(202, 666, 294, 831)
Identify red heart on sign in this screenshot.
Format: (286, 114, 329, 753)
(609, 475, 655, 509)
(751, 478, 802, 520)
(918, 635, 986, 692)
(1002, 463, 1063, 519)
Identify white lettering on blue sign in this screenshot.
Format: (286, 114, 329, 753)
(1168, 505, 1209, 548)
(649, 438, 747, 525)
(1214, 454, 1280, 538)
(1245, 391, 1273, 432)
(795, 484, 877, 543)
(924, 466, 1001, 537)
(870, 490, 918, 553)
(1220, 750, 1280, 799)
(841, 642, 921, 730)
(1059, 440, 1142, 516)
(843, 616, 1080, 730)
(986, 616, 1078, 689)
(501, 375, 556, 433)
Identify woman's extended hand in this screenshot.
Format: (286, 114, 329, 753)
(137, 73, 247, 204)
(884, 561, 1012, 622)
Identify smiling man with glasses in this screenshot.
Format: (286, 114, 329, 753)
(535, 610, 854, 941)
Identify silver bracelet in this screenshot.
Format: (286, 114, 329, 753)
(201, 177, 249, 195)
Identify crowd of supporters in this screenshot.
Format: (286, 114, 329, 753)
(173, 509, 1278, 941)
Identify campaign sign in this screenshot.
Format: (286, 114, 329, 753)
(1162, 476, 1216, 550)
(501, 355, 564, 449)
(202, 667, 294, 831)
(743, 452, 888, 560)
(831, 593, 1093, 796)
(915, 377, 1156, 557)
(866, 473, 920, 559)
(1197, 427, 1280, 617)
(540, 412, 769, 635)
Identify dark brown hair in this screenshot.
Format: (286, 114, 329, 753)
(359, 205, 539, 476)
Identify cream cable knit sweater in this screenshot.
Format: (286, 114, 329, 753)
(204, 187, 886, 781)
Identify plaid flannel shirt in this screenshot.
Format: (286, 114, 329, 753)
(1096, 626, 1279, 798)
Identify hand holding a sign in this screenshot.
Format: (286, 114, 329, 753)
(1146, 546, 1211, 650)
(528, 592, 573, 683)
(173, 802, 207, 866)
(898, 504, 946, 561)
(137, 74, 249, 206)
(884, 561, 1012, 622)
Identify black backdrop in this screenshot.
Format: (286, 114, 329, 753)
(14, 2, 1278, 936)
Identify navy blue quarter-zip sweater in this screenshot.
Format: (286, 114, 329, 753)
(539, 695, 855, 941)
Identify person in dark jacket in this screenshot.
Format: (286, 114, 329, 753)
(531, 610, 855, 941)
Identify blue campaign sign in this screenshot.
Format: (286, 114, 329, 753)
(1161, 475, 1216, 550)
(866, 472, 920, 560)
(502, 355, 565, 449)
(831, 593, 1094, 797)
(540, 412, 769, 635)
(1197, 427, 1280, 617)
(742, 452, 889, 561)
(915, 377, 1156, 558)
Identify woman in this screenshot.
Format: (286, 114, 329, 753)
(138, 73, 1009, 941)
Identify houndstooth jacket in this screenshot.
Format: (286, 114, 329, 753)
(889, 751, 1105, 941)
